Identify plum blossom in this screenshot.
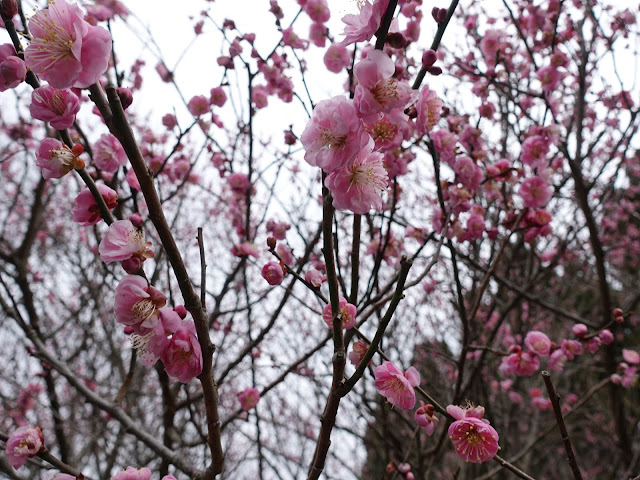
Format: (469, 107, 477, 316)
(500, 348, 540, 376)
(341, 0, 390, 46)
(98, 219, 154, 264)
(94, 133, 128, 174)
(110, 467, 152, 480)
(114, 275, 167, 334)
(0, 43, 27, 91)
(300, 95, 370, 173)
(354, 50, 418, 120)
(415, 401, 439, 435)
(304, 0, 330, 23)
(238, 387, 261, 411)
(520, 176, 552, 208)
(349, 339, 370, 367)
(261, 261, 285, 286)
(324, 140, 388, 214)
(323, 43, 350, 73)
(36, 138, 85, 179)
(162, 320, 202, 383)
(72, 184, 118, 226)
(5, 425, 44, 469)
(622, 349, 640, 365)
(447, 404, 499, 463)
(25, 0, 111, 89)
(304, 268, 326, 288)
(524, 331, 551, 356)
(322, 296, 356, 329)
(416, 85, 442, 134)
(374, 361, 420, 410)
(30, 85, 81, 129)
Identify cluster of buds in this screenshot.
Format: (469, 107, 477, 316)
(422, 48, 442, 76)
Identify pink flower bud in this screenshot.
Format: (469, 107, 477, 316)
(572, 323, 588, 338)
(1, 0, 18, 18)
(431, 7, 447, 23)
(422, 49, 437, 67)
(117, 87, 133, 109)
(428, 66, 443, 76)
(386, 32, 407, 48)
(121, 256, 142, 274)
(612, 307, 623, 317)
(599, 329, 614, 345)
(129, 213, 144, 227)
(261, 261, 285, 285)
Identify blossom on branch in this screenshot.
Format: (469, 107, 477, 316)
(5, 425, 44, 469)
(30, 85, 81, 130)
(447, 404, 499, 463)
(374, 361, 420, 410)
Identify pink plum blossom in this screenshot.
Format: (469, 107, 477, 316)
(416, 85, 442, 134)
(447, 404, 499, 463)
(354, 50, 418, 120)
(300, 95, 370, 173)
(374, 361, 420, 410)
(25, 0, 111, 89)
(324, 141, 388, 214)
(524, 331, 551, 356)
(209, 86, 227, 107)
(304, 268, 326, 288)
(520, 135, 550, 169)
(0, 43, 27, 91)
(110, 467, 152, 480)
(114, 275, 167, 334)
(548, 348, 568, 371)
(341, 0, 390, 46)
(5, 425, 44, 469)
(349, 339, 371, 367)
(188, 95, 210, 116)
(36, 138, 85, 179)
(72, 184, 118, 226)
(237, 387, 261, 411)
(561, 339, 583, 360)
(323, 43, 350, 73)
(322, 296, 356, 329)
(304, 0, 330, 23)
(261, 261, 285, 285)
(161, 320, 203, 383)
(622, 349, 640, 365)
(309, 22, 328, 47)
(415, 401, 439, 435)
(230, 242, 259, 258)
(30, 85, 81, 130)
(520, 176, 552, 208)
(500, 350, 540, 376)
(572, 323, 588, 338)
(363, 111, 407, 152)
(94, 133, 128, 174)
(98, 219, 154, 264)
(599, 329, 614, 345)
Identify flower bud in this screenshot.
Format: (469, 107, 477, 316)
(121, 256, 141, 274)
(117, 87, 133, 110)
(386, 32, 407, 49)
(267, 236, 277, 250)
(422, 49, 437, 67)
(431, 7, 447, 23)
(1, 0, 18, 19)
(428, 66, 443, 76)
(612, 307, 623, 317)
(129, 212, 144, 227)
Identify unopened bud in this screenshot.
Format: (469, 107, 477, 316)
(129, 212, 144, 227)
(121, 256, 141, 274)
(174, 305, 188, 319)
(386, 32, 407, 49)
(615, 315, 625, 324)
(428, 66, 443, 76)
(385, 462, 396, 474)
(422, 49, 437, 67)
(117, 87, 133, 110)
(612, 307, 623, 317)
(267, 236, 277, 250)
(1, 0, 18, 19)
(431, 7, 447, 23)
(71, 144, 84, 156)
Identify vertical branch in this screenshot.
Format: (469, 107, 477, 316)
(541, 372, 583, 480)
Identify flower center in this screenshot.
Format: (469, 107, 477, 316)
(372, 79, 399, 108)
(132, 299, 156, 324)
(319, 129, 347, 149)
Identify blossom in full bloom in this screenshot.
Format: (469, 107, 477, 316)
(323, 43, 350, 73)
(300, 95, 370, 173)
(72, 184, 118, 226)
(520, 176, 553, 208)
(237, 387, 261, 411)
(30, 85, 81, 130)
(322, 296, 357, 329)
(0, 43, 27, 91)
(324, 140, 388, 214)
(354, 50, 418, 120)
(348, 339, 370, 367)
(447, 404, 499, 463)
(110, 467, 152, 480)
(114, 275, 167, 334)
(98, 219, 154, 264)
(161, 320, 203, 383)
(524, 331, 551, 356)
(374, 361, 420, 410)
(416, 85, 442, 134)
(341, 0, 390, 46)
(36, 138, 85, 179)
(25, 0, 111, 89)
(94, 133, 128, 174)
(5, 425, 44, 469)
